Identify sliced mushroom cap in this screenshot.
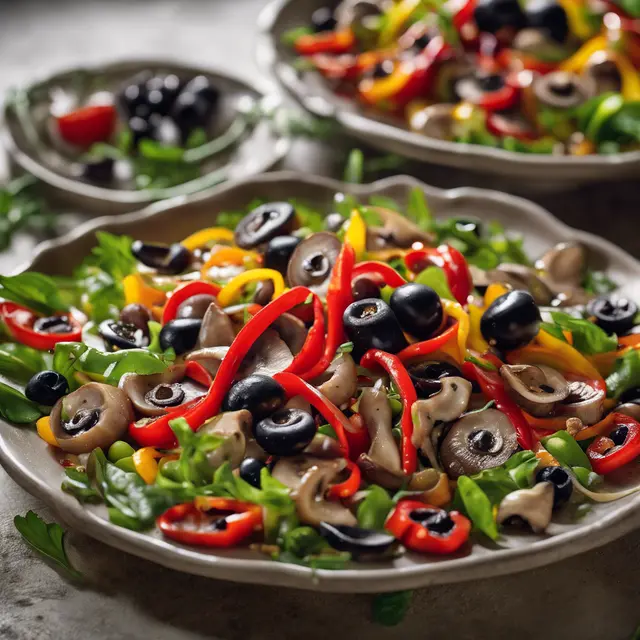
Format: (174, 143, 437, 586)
(535, 242, 586, 290)
(485, 264, 553, 305)
(512, 27, 567, 59)
(287, 232, 341, 297)
(272, 313, 307, 355)
(176, 294, 217, 320)
(500, 364, 569, 417)
(411, 377, 473, 470)
(496, 482, 554, 533)
(120, 364, 207, 417)
(335, 0, 383, 30)
(196, 301, 235, 349)
(365, 206, 435, 251)
(185, 346, 229, 378)
(303, 433, 344, 459)
(558, 380, 605, 425)
(50, 382, 133, 454)
(408, 103, 456, 140)
(534, 71, 596, 109)
(440, 408, 518, 478)
(314, 354, 357, 409)
(583, 50, 622, 94)
(614, 402, 640, 422)
(357, 383, 404, 489)
(199, 410, 252, 469)
(241, 329, 293, 377)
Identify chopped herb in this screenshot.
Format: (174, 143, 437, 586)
(372, 590, 413, 626)
(464, 353, 497, 371)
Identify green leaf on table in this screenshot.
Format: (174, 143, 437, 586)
(372, 590, 413, 626)
(455, 475, 499, 540)
(406, 187, 432, 232)
(606, 349, 640, 399)
(0, 342, 46, 383)
(0, 382, 41, 423)
(414, 266, 455, 300)
(344, 149, 364, 184)
(0, 272, 69, 316)
(14, 511, 82, 579)
(357, 485, 395, 530)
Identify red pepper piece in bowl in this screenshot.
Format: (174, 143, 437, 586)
(56, 104, 117, 147)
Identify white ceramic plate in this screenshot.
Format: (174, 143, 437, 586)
(1, 172, 640, 593)
(2, 59, 290, 215)
(256, 0, 640, 184)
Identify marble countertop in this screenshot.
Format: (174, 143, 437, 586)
(0, 1, 639, 638)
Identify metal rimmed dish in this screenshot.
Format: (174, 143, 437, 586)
(2, 59, 290, 215)
(1, 172, 640, 593)
(256, 0, 640, 184)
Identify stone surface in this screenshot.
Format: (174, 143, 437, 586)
(0, 1, 639, 639)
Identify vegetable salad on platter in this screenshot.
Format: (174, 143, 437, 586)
(285, 0, 640, 155)
(1, 188, 640, 569)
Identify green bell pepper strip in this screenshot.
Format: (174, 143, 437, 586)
(541, 431, 592, 470)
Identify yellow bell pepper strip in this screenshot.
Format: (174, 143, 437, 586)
(557, 0, 596, 40)
(216, 269, 285, 307)
(484, 283, 509, 306)
(180, 227, 234, 251)
(536, 329, 604, 380)
(615, 52, 640, 100)
(560, 35, 609, 73)
(421, 472, 452, 507)
(442, 299, 469, 361)
(344, 209, 367, 260)
(508, 344, 584, 374)
(589, 346, 633, 377)
(123, 273, 166, 308)
(200, 247, 259, 279)
(378, 0, 422, 46)
(468, 303, 490, 353)
(36, 416, 58, 447)
(132, 447, 165, 484)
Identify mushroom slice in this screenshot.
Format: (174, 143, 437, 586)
(287, 232, 341, 297)
(185, 346, 229, 378)
(50, 382, 133, 454)
(408, 103, 456, 140)
(486, 263, 553, 305)
(198, 410, 252, 469)
(533, 71, 596, 110)
(303, 433, 344, 459)
(500, 364, 569, 417)
(272, 313, 307, 355)
(558, 380, 605, 425)
(120, 364, 207, 417)
(241, 329, 293, 376)
(440, 409, 518, 478)
(614, 402, 640, 422)
(314, 354, 358, 409)
(357, 383, 404, 489)
(196, 301, 235, 349)
(496, 483, 554, 533)
(365, 206, 435, 250)
(535, 242, 586, 290)
(411, 377, 473, 470)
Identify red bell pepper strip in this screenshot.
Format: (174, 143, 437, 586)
(386, 500, 471, 554)
(311, 49, 389, 80)
(300, 243, 355, 381)
(405, 244, 472, 305)
(326, 460, 361, 499)
(452, 0, 477, 29)
(351, 261, 408, 288)
(586, 415, 640, 475)
(295, 29, 355, 56)
(184, 360, 213, 387)
(486, 112, 539, 141)
(1, 302, 82, 350)
(478, 82, 519, 111)
(162, 281, 222, 324)
(157, 497, 262, 548)
(284, 294, 326, 375)
(56, 105, 117, 147)
(273, 371, 352, 457)
(345, 412, 372, 461)
(397, 321, 459, 362)
(360, 349, 418, 475)
(462, 360, 534, 450)
(496, 49, 558, 74)
(129, 397, 202, 448)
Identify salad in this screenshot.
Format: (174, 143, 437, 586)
(1, 189, 640, 569)
(285, 0, 640, 155)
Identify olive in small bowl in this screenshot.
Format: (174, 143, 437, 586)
(480, 290, 540, 351)
(390, 283, 443, 340)
(223, 375, 286, 420)
(254, 408, 316, 456)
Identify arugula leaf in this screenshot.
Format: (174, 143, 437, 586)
(606, 350, 640, 399)
(414, 266, 455, 300)
(406, 187, 432, 232)
(0, 382, 41, 423)
(14, 511, 82, 578)
(368, 195, 400, 210)
(0, 272, 69, 316)
(372, 590, 413, 626)
(582, 269, 617, 295)
(61, 468, 101, 503)
(281, 26, 313, 45)
(344, 149, 364, 184)
(544, 311, 618, 355)
(358, 205, 383, 227)
(504, 450, 540, 488)
(0, 342, 46, 383)
(333, 191, 359, 220)
(291, 200, 325, 232)
(357, 485, 395, 530)
(455, 475, 499, 540)
(185, 128, 208, 148)
(216, 210, 245, 230)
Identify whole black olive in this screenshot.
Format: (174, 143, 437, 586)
(176, 294, 217, 320)
(239, 457, 267, 488)
(619, 387, 640, 405)
(587, 295, 638, 335)
(609, 425, 629, 447)
(371, 60, 395, 79)
(318, 522, 397, 558)
(181, 75, 220, 109)
(145, 383, 185, 408)
(407, 361, 463, 398)
(99, 320, 149, 351)
(324, 212, 345, 232)
(82, 157, 115, 183)
(535, 466, 572, 508)
(129, 115, 158, 147)
(119, 304, 152, 334)
(131, 240, 192, 275)
(468, 429, 496, 453)
(473, 0, 527, 34)
(390, 283, 443, 340)
(409, 508, 455, 535)
(117, 72, 152, 117)
(352, 276, 381, 301)
(311, 6, 337, 32)
(25, 370, 69, 406)
(477, 73, 505, 93)
(525, 0, 569, 42)
(480, 290, 540, 351)
(159, 318, 202, 354)
(145, 74, 183, 115)
(170, 91, 211, 140)
(264, 235, 302, 274)
(223, 375, 286, 420)
(235, 202, 297, 249)
(33, 315, 74, 334)
(343, 298, 408, 361)
(254, 408, 316, 456)
(253, 279, 275, 306)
